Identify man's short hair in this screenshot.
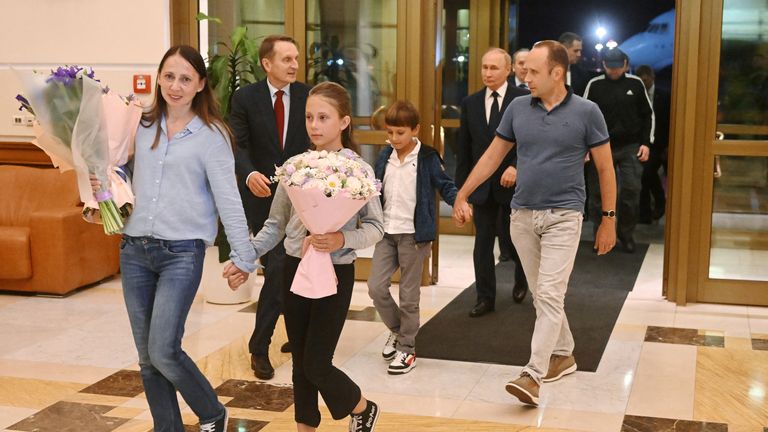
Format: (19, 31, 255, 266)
(483, 47, 512, 66)
(636, 65, 654, 78)
(259, 35, 299, 62)
(513, 48, 530, 64)
(557, 32, 582, 48)
(385, 100, 420, 129)
(533, 40, 570, 76)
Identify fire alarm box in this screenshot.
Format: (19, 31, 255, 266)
(133, 74, 151, 94)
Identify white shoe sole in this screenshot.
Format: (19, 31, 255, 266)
(387, 362, 415, 375)
(505, 382, 539, 406)
(542, 362, 577, 383)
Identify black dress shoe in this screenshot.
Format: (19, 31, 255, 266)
(250, 354, 275, 380)
(512, 279, 528, 303)
(620, 237, 636, 253)
(280, 341, 291, 353)
(469, 301, 494, 318)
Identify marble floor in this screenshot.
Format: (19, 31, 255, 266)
(1, 234, 767, 431)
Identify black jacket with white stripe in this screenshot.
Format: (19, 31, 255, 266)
(583, 73, 654, 148)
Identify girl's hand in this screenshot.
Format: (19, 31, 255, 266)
(89, 174, 102, 194)
(308, 232, 344, 252)
(222, 262, 249, 290)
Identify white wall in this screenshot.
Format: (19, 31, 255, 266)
(0, 0, 171, 141)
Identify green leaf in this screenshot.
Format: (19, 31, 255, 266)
(196, 12, 222, 24)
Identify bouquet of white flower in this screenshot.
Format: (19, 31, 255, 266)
(273, 149, 381, 298)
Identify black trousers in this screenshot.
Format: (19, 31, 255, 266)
(587, 144, 643, 240)
(639, 149, 666, 221)
(283, 255, 360, 427)
(472, 201, 525, 305)
(249, 240, 286, 356)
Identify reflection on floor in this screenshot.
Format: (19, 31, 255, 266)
(1, 234, 767, 431)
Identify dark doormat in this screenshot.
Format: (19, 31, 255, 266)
(416, 241, 648, 372)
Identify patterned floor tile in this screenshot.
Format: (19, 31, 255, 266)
(9, 401, 129, 432)
(215, 380, 293, 412)
(644, 326, 725, 347)
(80, 370, 144, 398)
(621, 414, 728, 431)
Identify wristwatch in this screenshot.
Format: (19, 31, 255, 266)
(601, 210, 616, 218)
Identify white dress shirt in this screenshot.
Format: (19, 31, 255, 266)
(485, 81, 508, 124)
(382, 141, 421, 234)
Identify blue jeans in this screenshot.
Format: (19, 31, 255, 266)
(120, 236, 225, 432)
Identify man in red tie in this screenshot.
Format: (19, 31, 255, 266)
(230, 35, 311, 380)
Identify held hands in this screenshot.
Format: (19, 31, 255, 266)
(308, 232, 344, 253)
(247, 171, 272, 198)
(637, 145, 650, 162)
(500, 166, 517, 188)
(594, 219, 617, 255)
(452, 195, 473, 227)
(222, 262, 250, 290)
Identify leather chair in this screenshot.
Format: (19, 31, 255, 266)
(0, 165, 120, 295)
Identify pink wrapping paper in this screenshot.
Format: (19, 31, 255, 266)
(283, 185, 370, 299)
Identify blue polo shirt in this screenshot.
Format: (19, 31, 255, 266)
(496, 87, 609, 211)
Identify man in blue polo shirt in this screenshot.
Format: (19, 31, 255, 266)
(453, 40, 617, 407)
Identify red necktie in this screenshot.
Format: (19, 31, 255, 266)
(274, 89, 285, 149)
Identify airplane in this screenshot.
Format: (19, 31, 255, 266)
(619, 9, 675, 71)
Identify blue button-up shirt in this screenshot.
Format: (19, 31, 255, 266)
(125, 115, 257, 272)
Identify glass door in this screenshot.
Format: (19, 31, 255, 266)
(696, 0, 768, 304)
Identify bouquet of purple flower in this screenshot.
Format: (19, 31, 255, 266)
(15, 66, 142, 235)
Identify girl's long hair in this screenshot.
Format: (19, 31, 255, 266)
(142, 45, 234, 150)
(308, 81, 359, 154)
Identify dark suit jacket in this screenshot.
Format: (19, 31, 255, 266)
(230, 80, 311, 232)
(455, 84, 529, 205)
(650, 87, 671, 152)
(570, 63, 596, 97)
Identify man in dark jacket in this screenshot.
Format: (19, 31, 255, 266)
(456, 48, 530, 317)
(584, 48, 653, 252)
(636, 65, 670, 223)
(230, 35, 311, 379)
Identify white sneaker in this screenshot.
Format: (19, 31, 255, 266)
(382, 332, 397, 361)
(387, 351, 416, 375)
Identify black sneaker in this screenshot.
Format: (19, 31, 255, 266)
(199, 408, 228, 432)
(349, 400, 380, 432)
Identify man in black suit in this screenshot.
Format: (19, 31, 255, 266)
(636, 65, 670, 223)
(230, 35, 311, 380)
(456, 48, 529, 317)
(558, 32, 594, 97)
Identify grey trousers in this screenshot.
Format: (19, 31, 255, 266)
(509, 208, 582, 383)
(367, 233, 432, 354)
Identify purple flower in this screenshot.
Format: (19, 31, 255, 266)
(46, 65, 98, 86)
(15, 94, 35, 115)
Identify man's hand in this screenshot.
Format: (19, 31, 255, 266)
(222, 262, 249, 290)
(452, 194, 473, 227)
(594, 219, 617, 255)
(637, 145, 650, 162)
(308, 232, 345, 252)
(247, 171, 272, 197)
(500, 166, 517, 188)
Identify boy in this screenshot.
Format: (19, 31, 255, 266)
(368, 100, 458, 375)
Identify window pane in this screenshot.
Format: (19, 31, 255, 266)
(205, 1, 286, 57)
(709, 156, 768, 281)
(716, 0, 768, 137)
(306, 0, 398, 119)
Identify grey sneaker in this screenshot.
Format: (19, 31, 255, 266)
(349, 400, 380, 432)
(543, 354, 577, 383)
(505, 372, 540, 406)
(199, 408, 228, 432)
(382, 332, 397, 361)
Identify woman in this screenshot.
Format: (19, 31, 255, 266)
(225, 82, 383, 432)
(110, 45, 255, 432)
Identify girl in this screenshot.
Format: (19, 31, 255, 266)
(99, 45, 256, 432)
(225, 81, 383, 432)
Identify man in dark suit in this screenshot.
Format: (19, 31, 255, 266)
(456, 48, 529, 318)
(230, 35, 311, 380)
(636, 65, 670, 223)
(558, 32, 594, 97)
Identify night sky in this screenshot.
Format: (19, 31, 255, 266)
(517, 0, 676, 65)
